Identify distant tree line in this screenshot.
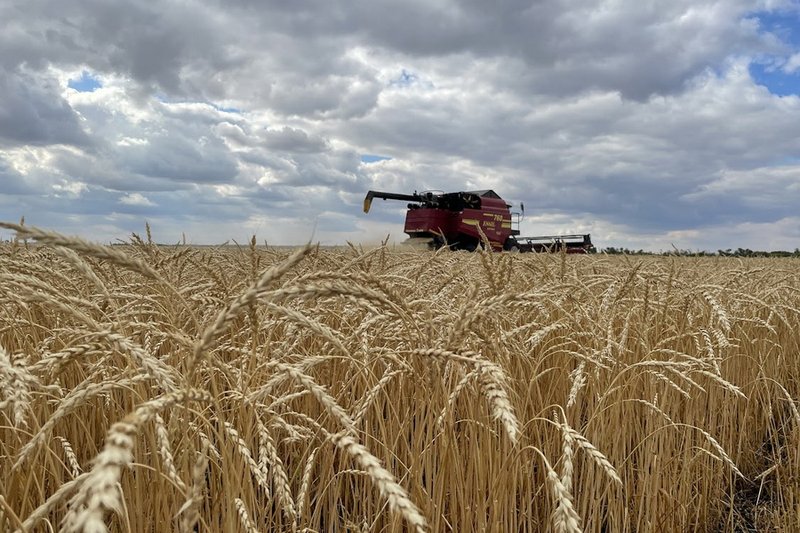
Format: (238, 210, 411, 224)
(600, 247, 800, 258)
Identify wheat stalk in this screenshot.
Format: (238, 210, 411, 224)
(62, 389, 212, 532)
(178, 441, 209, 533)
(332, 433, 427, 533)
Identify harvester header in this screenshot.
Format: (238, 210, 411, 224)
(363, 189, 594, 253)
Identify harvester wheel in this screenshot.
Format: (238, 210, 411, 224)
(503, 237, 520, 252)
(458, 238, 481, 252)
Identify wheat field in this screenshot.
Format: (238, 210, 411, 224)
(1, 222, 799, 532)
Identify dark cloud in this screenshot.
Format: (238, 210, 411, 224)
(117, 132, 238, 183)
(0, 158, 36, 195)
(0, 0, 237, 95)
(6, 0, 769, 104)
(0, 71, 89, 147)
(212, 0, 776, 99)
(262, 127, 330, 153)
(265, 74, 382, 118)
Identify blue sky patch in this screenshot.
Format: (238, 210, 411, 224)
(154, 93, 243, 113)
(749, 63, 800, 96)
(210, 102, 242, 114)
(361, 154, 392, 163)
(748, 9, 800, 95)
(752, 9, 800, 46)
(390, 69, 419, 87)
(68, 71, 102, 92)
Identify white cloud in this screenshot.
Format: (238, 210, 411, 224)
(784, 52, 800, 73)
(119, 192, 155, 206)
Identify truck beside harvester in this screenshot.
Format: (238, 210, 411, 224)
(363, 189, 594, 253)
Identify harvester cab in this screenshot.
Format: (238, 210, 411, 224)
(363, 189, 593, 253)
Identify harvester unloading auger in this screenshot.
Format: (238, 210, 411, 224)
(363, 189, 594, 253)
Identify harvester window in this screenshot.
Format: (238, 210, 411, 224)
(463, 194, 480, 209)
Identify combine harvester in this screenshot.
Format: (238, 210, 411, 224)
(363, 189, 594, 253)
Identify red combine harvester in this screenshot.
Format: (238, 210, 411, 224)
(363, 189, 594, 253)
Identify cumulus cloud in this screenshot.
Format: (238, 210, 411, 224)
(119, 192, 155, 206)
(785, 52, 800, 72)
(0, 0, 799, 249)
(262, 127, 330, 153)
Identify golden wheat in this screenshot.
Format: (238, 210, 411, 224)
(1, 226, 800, 531)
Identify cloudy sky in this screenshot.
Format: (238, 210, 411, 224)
(1, 0, 799, 250)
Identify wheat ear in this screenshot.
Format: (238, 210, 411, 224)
(191, 245, 312, 374)
(62, 389, 212, 533)
(178, 441, 209, 533)
(0, 222, 161, 279)
(333, 433, 427, 533)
